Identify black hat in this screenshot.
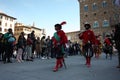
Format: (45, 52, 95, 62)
(54, 24, 62, 29)
(8, 28, 12, 31)
(84, 24, 91, 30)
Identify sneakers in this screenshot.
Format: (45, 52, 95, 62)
(17, 60, 24, 63)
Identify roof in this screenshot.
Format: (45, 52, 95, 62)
(31, 26, 42, 30)
(66, 30, 80, 34)
(0, 12, 16, 20)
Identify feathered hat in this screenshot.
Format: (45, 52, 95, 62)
(55, 21, 67, 29)
(60, 21, 67, 26)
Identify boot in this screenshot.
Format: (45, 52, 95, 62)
(85, 57, 88, 65)
(53, 59, 61, 72)
(95, 53, 98, 59)
(59, 58, 63, 68)
(87, 57, 91, 67)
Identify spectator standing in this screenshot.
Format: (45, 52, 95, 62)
(16, 34, 25, 62)
(30, 30, 36, 59)
(41, 36, 47, 59)
(114, 23, 120, 68)
(26, 34, 33, 61)
(46, 36, 52, 59)
(35, 37, 42, 58)
(3, 28, 16, 63)
(20, 32, 27, 60)
(0, 33, 4, 61)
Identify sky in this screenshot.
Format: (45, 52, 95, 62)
(0, 0, 80, 37)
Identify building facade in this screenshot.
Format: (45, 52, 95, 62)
(0, 12, 16, 34)
(66, 31, 81, 43)
(14, 22, 45, 41)
(78, 0, 120, 38)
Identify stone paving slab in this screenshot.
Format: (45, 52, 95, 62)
(0, 54, 120, 80)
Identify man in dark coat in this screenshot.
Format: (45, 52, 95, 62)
(30, 30, 36, 59)
(114, 23, 120, 68)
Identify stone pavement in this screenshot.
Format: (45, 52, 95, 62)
(0, 53, 120, 80)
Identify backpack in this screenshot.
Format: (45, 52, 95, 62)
(3, 33, 15, 44)
(8, 36, 15, 43)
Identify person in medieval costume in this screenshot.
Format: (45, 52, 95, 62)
(103, 35, 113, 59)
(52, 21, 68, 72)
(94, 35, 102, 59)
(79, 23, 96, 67)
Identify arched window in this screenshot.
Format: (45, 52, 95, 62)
(93, 21, 99, 28)
(102, 1, 107, 8)
(92, 3, 97, 10)
(84, 5, 88, 12)
(103, 20, 109, 27)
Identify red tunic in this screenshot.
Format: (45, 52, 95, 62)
(79, 30, 96, 45)
(52, 30, 68, 47)
(52, 30, 68, 58)
(95, 39, 101, 46)
(104, 38, 111, 46)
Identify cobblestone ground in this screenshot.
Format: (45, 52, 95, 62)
(0, 53, 120, 80)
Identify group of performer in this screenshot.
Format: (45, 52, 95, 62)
(0, 21, 118, 72)
(52, 22, 97, 71)
(52, 21, 120, 72)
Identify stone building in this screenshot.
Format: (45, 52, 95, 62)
(14, 22, 45, 41)
(0, 12, 16, 34)
(66, 31, 81, 43)
(78, 0, 120, 38)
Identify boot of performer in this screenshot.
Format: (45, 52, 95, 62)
(53, 59, 61, 72)
(59, 58, 63, 68)
(97, 53, 100, 59)
(85, 57, 88, 65)
(87, 57, 91, 67)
